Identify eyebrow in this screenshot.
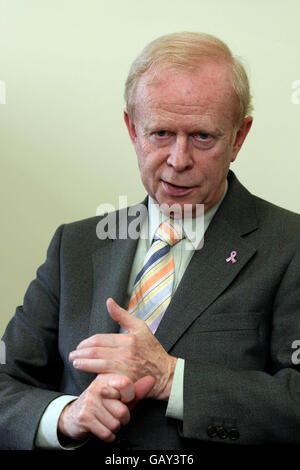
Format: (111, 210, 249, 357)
(144, 123, 225, 136)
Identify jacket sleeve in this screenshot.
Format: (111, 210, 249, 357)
(0, 225, 67, 449)
(182, 247, 300, 445)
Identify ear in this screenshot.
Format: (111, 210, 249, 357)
(124, 109, 137, 145)
(231, 116, 253, 163)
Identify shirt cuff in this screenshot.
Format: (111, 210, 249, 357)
(35, 395, 88, 450)
(166, 358, 185, 420)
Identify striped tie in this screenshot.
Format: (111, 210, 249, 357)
(126, 219, 184, 334)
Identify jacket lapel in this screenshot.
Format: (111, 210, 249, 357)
(89, 238, 136, 336)
(155, 172, 259, 352)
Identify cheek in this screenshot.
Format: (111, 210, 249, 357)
(201, 144, 233, 169)
(135, 141, 149, 172)
(136, 143, 164, 173)
(193, 149, 219, 173)
(193, 149, 231, 185)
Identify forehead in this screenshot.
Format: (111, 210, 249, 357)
(134, 62, 237, 128)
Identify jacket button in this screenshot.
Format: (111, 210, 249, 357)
(216, 426, 228, 439)
(207, 425, 218, 438)
(228, 427, 240, 440)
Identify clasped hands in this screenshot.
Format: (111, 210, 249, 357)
(58, 298, 177, 443)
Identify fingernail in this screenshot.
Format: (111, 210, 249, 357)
(73, 360, 80, 368)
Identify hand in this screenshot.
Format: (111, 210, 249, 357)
(69, 298, 178, 400)
(100, 374, 156, 411)
(58, 373, 155, 442)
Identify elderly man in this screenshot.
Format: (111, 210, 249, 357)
(1, 32, 300, 450)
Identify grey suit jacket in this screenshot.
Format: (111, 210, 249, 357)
(1, 171, 300, 450)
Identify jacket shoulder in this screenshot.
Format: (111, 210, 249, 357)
(58, 215, 108, 252)
(253, 195, 300, 225)
(252, 195, 300, 246)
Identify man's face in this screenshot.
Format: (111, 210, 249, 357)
(125, 62, 252, 215)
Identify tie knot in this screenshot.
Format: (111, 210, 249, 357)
(154, 219, 185, 246)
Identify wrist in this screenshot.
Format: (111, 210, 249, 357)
(58, 400, 90, 442)
(57, 402, 72, 437)
(159, 356, 178, 401)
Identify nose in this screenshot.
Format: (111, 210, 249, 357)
(166, 135, 193, 171)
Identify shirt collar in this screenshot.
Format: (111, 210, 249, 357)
(148, 180, 228, 247)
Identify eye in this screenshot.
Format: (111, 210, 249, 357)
(150, 130, 173, 144)
(149, 130, 173, 146)
(192, 132, 215, 149)
(155, 130, 169, 137)
(194, 132, 210, 140)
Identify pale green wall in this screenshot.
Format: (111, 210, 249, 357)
(1, 0, 300, 336)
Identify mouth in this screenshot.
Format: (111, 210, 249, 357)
(161, 180, 195, 197)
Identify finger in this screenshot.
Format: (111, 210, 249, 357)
(72, 358, 124, 375)
(69, 347, 123, 362)
(106, 375, 135, 403)
(99, 386, 121, 400)
(88, 417, 116, 443)
(75, 334, 120, 350)
(107, 297, 144, 333)
(80, 396, 122, 440)
(74, 331, 137, 352)
(102, 398, 131, 426)
(93, 373, 135, 403)
(134, 376, 156, 401)
(88, 411, 120, 442)
(127, 376, 156, 410)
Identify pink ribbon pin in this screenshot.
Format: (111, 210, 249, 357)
(226, 251, 237, 263)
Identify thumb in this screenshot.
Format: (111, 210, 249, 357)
(106, 297, 143, 333)
(128, 376, 156, 410)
